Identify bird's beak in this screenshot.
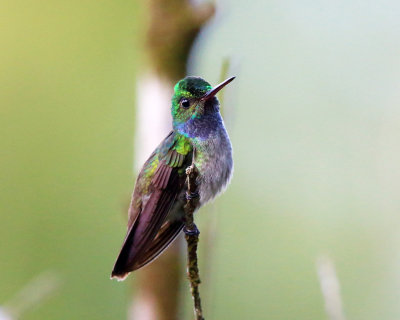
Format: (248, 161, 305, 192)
(201, 76, 235, 101)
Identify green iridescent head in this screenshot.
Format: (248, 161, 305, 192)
(171, 76, 235, 129)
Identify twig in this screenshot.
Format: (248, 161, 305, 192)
(184, 164, 204, 320)
(1, 270, 62, 320)
(316, 255, 346, 320)
(218, 57, 231, 115)
(131, 0, 214, 318)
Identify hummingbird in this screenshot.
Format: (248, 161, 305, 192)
(111, 76, 235, 280)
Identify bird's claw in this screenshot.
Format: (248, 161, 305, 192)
(186, 190, 199, 200)
(185, 165, 193, 175)
(184, 225, 200, 236)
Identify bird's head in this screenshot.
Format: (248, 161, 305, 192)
(171, 76, 235, 133)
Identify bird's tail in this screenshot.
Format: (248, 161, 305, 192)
(111, 218, 184, 280)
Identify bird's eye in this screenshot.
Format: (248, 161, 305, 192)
(180, 98, 190, 109)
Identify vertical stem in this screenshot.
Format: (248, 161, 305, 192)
(131, 1, 214, 319)
(184, 165, 203, 320)
(185, 233, 203, 320)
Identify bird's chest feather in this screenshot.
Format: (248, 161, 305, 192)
(193, 130, 233, 205)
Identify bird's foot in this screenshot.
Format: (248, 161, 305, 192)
(184, 224, 200, 236)
(186, 190, 199, 200)
(185, 165, 194, 175)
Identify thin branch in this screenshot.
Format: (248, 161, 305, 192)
(316, 255, 346, 320)
(184, 164, 204, 320)
(1, 270, 62, 320)
(218, 57, 231, 115)
(131, 1, 215, 317)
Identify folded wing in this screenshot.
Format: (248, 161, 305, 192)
(111, 132, 191, 280)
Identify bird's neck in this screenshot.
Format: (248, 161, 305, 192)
(174, 113, 223, 141)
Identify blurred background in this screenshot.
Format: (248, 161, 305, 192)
(1, 0, 400, 319)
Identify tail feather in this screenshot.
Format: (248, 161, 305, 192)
(132, 220, 184, 270)
(111, 218, 184, 280)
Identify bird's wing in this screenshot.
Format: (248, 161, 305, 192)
(111, 131, 192, 280)
(131, 219, 185, 270)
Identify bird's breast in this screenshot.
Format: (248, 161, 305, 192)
(193, 128, 233, 205)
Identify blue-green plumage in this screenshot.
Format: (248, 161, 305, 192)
(111, 76, 234, 280)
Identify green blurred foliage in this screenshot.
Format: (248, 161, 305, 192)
(0, 1, 143, 319)
(2, 0, 400, 319)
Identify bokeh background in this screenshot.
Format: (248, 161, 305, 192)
(2, 0, 400, 319)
